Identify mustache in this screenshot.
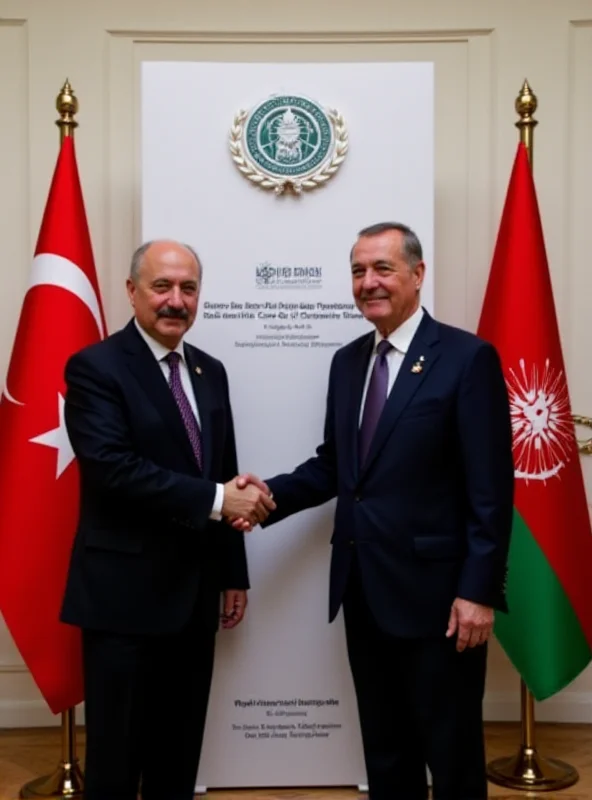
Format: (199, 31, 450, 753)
(360, 292, 389, 301)
(157, 306, 190, 320)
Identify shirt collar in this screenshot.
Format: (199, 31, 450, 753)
(134, 318, 185, 363)
(374, 306, 424, 354)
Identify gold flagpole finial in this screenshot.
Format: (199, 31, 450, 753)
(515, 79, 538, 118)
(515, 79, 538, 167)
(56, 79, 79, 144)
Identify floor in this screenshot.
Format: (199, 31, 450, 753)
(0, 723, 591, 799)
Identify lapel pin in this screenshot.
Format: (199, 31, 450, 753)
(195, 366, 202, 376)
(411, 355, 426, 374)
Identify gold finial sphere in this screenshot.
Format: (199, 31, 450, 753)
(56, 79, 78, 140)
(515, 79, 538, 122)
(56, 79, 78, 118)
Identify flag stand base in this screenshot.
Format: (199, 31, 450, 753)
(20, 762, 84, 798)
(487, 683, 578, 792)
(19, 709, 84, 798)
(487, 747, 578, 792)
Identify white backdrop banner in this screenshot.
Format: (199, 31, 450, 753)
(141, 61, 434, 788)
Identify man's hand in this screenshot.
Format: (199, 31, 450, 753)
(229, 473, 274, 532)
(221, 589, 247, 629)
(236, 473, 270, 494)
(446, 598, 494, 652)
(222, 475, 275, 527)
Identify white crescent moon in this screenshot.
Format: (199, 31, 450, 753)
(29, 253, 105, 338)
(2, 253, 105, 406)
(2, 384, 24, 406)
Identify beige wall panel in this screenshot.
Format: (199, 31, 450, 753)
(0, 18, 28, 385)
(104, 31, 494, 332)
(0, 17, 43, 716)
(568, 21, 592, 500)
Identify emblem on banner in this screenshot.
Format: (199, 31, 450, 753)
(229, 94, 348, 195)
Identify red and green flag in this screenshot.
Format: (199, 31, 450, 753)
(478, 142, 592, 701)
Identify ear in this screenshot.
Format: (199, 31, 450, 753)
(126, 277, 136, 307)
(414, 261, 426, 291)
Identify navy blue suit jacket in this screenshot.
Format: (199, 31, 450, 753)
(60, 319, 248, 636)
(265, 311, 514, 638)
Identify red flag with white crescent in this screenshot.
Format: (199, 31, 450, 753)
(0, 136, 106, 713)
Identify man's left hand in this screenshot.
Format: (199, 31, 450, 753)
(221, 589, 248, 629)
(446, 598, 494, 652)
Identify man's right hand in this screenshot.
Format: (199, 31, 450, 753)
(222, 476, 275, 527)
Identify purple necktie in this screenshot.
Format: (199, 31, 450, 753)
(165, 351, 203, 470)
(359, 339, 393, 465)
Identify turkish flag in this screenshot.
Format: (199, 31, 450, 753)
(0, 136, 106, 713)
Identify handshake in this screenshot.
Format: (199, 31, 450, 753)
(221, 474, 275, 531)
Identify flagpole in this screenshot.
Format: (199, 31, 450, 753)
(21, 705, 84, 797)
(486, 79, 579, 793)
(19, 82, 85, 800)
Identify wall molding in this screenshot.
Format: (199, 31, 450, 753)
(484, 691, 592, 723)
(106, 28, 494, 43)
(0, 700, 85, 728)
(0, 662, 27, 673)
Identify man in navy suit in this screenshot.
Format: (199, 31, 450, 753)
(238, 222, 514, 799)
(61, 240, 274, 800)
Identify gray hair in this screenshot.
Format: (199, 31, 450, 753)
(352, 222, 423, 268)
(129, 240, 202, 284)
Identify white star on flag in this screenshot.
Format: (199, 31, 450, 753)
(30, 393, 75, 478)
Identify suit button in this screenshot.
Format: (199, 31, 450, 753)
(349, 540, 354, 545)
(354, 495, 361, 502)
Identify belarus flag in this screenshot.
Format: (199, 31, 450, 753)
(478, 143, 592, 700)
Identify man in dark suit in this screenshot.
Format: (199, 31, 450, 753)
(238, 222, 514, 799)
(61, 240, 274, 800)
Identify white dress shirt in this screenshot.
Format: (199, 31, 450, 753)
(359, 306, 425, 424)
(134, 319, 224, 518)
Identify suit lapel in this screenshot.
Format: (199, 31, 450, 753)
(184, 344, 214, 478)
(121, 321, 198, 469)
(347, 333, 375, 481)
(360, 313, 441, 478)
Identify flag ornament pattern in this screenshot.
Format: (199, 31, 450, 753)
(478, 142, 592, 701)
(0, 136, 106, 713)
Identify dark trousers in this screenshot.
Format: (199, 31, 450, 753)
(343, 561, 488, 800)
(82, 611, 216, 800)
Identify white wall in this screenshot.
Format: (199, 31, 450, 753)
(0, 0, 591, 727)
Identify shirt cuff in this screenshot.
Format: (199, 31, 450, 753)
(209, 483, 224, 520)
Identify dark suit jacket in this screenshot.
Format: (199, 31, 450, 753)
(265, 311, 514, 638)
(60, 319, 248, 636)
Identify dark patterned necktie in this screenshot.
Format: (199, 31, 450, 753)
(164, 351, 203, 469)
(359, 339, 393, 465)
